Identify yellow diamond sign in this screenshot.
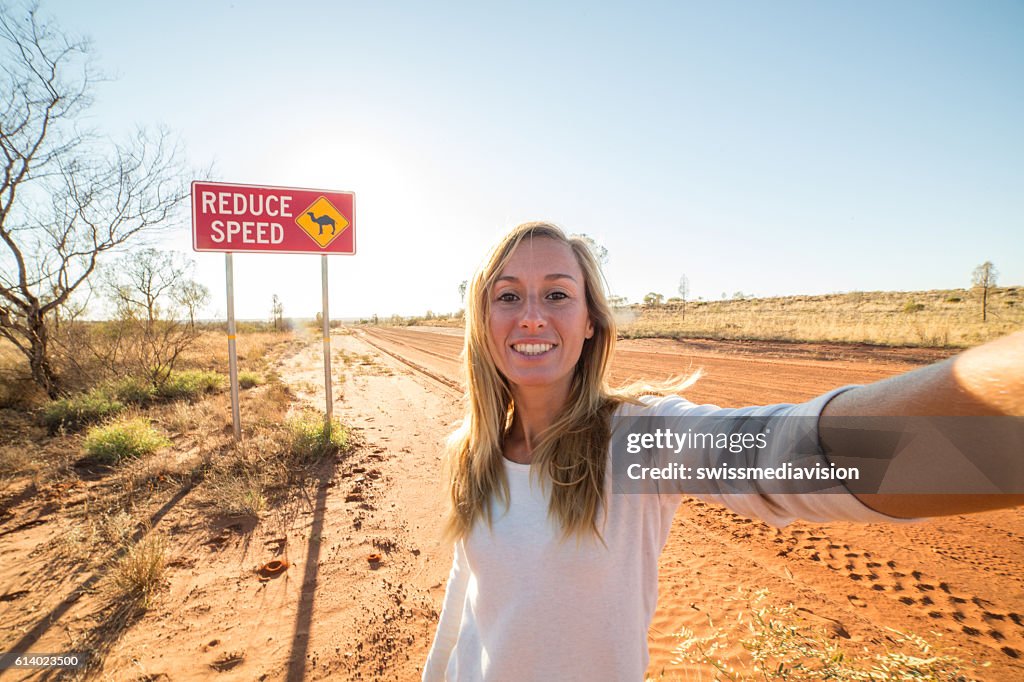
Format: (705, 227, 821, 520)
(295, 196, 350, 248)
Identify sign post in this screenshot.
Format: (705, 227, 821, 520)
(192, 181, 356, 441)
(225, 253, 241, 440)
(321, 255, 333, 436)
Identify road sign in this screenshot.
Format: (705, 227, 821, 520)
(295, 196, 351, 248)
(192, 181, 356, 254)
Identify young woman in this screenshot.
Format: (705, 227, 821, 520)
(422, 222, 1024, 681)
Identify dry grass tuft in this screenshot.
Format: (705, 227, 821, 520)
(285, 411, 349, 463)
(162, 400, 201, 435)
(238, 370, 263, 389)
(246, 381, 294, 428)
(202, 433, 279, 517)
(0, 443, 35, 480)
(110, 531, 168, 608)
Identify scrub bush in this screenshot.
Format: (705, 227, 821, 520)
(83, 417, 170, 463)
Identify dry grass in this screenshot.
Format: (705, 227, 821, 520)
(0, 442, 35, 480)
(0, 327, 293, 410)
(100, 509, 139, 547)
(247, 381, 295, 427)
(0, 338, 43, 408)
(662, 589, 973, 681)
(619, 288, 1022, 349)
(199, 406, 349, 518)
(110, 531, 168, 608)
(161, 400, 203, 435)
(201, 432, 279, 516)
(238, 370, 263, 388)
(177, 329, 295, 374)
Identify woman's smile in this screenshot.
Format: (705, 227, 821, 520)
(510, 341, 558, 357)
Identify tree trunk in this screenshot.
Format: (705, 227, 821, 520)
(27, 309, 61, 398)
(983, 286, 988, 322)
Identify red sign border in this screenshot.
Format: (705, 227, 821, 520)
(191, 180, 357, 256)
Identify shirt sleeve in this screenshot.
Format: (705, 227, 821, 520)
(422, 541, 470, 682)
(634, 386, 921, 528)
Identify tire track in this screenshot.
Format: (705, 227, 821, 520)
(357, 329, 463, 398)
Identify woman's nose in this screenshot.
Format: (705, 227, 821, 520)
(519, 296, 546, 329)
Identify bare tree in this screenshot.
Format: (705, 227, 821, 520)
(458, 280, 468, 303)
(102, 249, 203, 386)
(971, 261, 998, 322)
(270, 294, 283, 331)
(175, 280, 209, 331)
(0, 6, 190, 397)
(104, 249, 192, 327)
(677, 274, 689, 319)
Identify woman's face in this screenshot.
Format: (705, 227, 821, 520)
(487, 236, 594, 393)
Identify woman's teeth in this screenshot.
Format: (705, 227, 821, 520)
(513, 343, 554, 356)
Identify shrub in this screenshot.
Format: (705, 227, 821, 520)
(108, 376, 157, 405)
(237, 371, 263, 389)
(945, 296, 962, 303)
(286, 412, 349, 463)
(155, 369, 224, 400)
(83, 418, 170, 464)
(902, 302, 925, 313)
(43, 390, 124, 433)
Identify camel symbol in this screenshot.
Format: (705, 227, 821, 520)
(307, 212, 336, 236)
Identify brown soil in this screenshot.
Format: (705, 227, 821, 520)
(1, 327, 1020, 680)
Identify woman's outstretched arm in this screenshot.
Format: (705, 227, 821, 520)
(820, 330, 1024, 518)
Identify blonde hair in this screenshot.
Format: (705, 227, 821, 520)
(443, 222, 698, 542)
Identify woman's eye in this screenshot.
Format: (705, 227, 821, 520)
(547, 291, 568, 300)
(497, 292, 519, 302)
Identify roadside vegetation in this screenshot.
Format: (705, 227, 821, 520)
(617, 287, 1021, 349)
(369, 287, 1022, 349)
(0, 323, 350, 676)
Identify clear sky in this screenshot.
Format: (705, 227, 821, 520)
(40, 0, 1024, 320)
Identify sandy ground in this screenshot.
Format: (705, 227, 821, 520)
(1, 326, 1022, 680)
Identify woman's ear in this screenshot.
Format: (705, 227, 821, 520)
(585, 318, 595, 339)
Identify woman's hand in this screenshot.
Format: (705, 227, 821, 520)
(820, 330, 1024, 517)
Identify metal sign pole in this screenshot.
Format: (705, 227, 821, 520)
(321, 254, 334, 437)
(226, 252, 242, 440)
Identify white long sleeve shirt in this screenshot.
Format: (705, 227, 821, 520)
(422, 388, 908, 681)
